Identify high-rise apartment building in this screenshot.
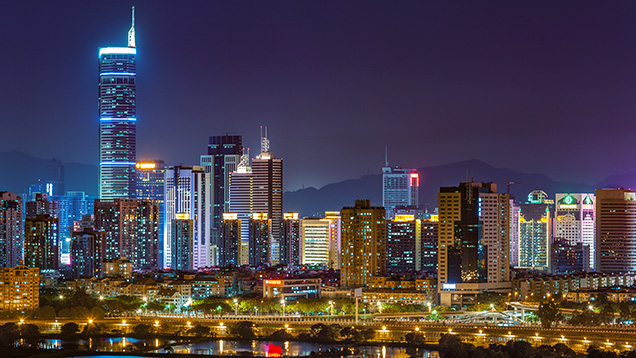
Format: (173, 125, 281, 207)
(99, 8, 137, 199)
(24, 215, 59, 270)
(220, 213, 241, 266)
(325, 211, 341, 269)
(420, 216, 438, 271)
(171, 214, 194, 271)
(164, 165, 210, 269)
(386, 214, 421, 274)
(382, 161, 419, 219)
(554, 193, 595, 271)
(509, 199, 520, 267)
(595, 189, 636, 273)
(136, 160, 166, 267)
(518, 191, 553, 271)
(281, 213, 300, 266)
(252, 128, 283, 264)
(249, 213, 271, 267)
(438, 182, 510, 307)
(301, 217, 330, 266)
(0, 192, 23, 268)
(70, 228, 105, 278)
(94, 198, 159, 270)
(0, 264, 39, 311)
(340, 200, 386, 288)
(201, 135, 243, 265)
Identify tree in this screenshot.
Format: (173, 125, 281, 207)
(60, 322, 79, 338)
(404, 331, 425, 345)
(32, 305, 56, 320)
(536, 301, 563, 328)
(187, 324, 210, 337)
(230, 321, 256, 340)
(132, 323, 153, 338)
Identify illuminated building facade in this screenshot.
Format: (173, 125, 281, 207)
(0, 192, 23, 268)
(595, 189, 636, 273)
(325, 211, 341, 269)
(136, 160, 166, 267)
(201, 135, 243, 265)
(340, 200, 386, 288)
(249, 213, 271, 267)
(438, 182, 510, 307)
(229, 153, 253, 265)
(552, 238, 588, 274)
(0, 264, 39, 311)
(420, 216, 438, 271)
(171, 214, 194, 271)
(518, 191, 553, 271)
(301, 217, 330, 266)
(220, 213, 241, 266)
(252, 145, 283, 263)
(262, 278, 322, 300)
(281, 213, 300, 266)
(382, 164, 419, 219)
(554, 193, 595, 271)
(509, 199, 520, 266)
(94, 198, 159, 270)
(70, 228, 105, 278)
(24, 215, 59, 270)
(164, 166, 210, 269)
(99, 8, 137, 199)
(386, 215, 421, 274)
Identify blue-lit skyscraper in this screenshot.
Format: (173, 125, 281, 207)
(99, 7, 137, 199)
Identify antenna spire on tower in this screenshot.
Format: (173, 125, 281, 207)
(128, 6, 136, 48)
(260, 125, 270, 154)
(385, 145, 389, 167)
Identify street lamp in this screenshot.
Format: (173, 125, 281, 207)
(254, 306, 258, 317)
(329, 301, 334, 316)
(281, 298, 286, 317)
(233, 299, 238, 316)
(427, 302, 432, 313)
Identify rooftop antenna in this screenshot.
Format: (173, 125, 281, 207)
(128, 6, 136, 48)
(260, 125, 270, 154)
(385, 145, 389, 167)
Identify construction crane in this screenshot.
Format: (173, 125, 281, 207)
(506, 179, 522, 195)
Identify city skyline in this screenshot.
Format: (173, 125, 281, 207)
(2, 1, 636, 191)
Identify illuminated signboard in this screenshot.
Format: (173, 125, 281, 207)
(136, 162, 156, 169)
(442, 283, 456, 290)
(563, 195, 574, 205)
(265, 280, 282, 286)
(583, 196, 593, 205)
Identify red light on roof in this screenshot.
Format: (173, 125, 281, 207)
(410, 173, 419, 178)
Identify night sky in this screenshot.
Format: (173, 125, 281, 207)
(2, 1, 636, 191)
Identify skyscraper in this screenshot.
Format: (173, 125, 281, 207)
(518, 191, 553, 271)
(99, 7, 137, 199)
(136, 160, 166, 267)
(301, 217, 330, 266)
(70, 228, 105, 278)
(386, 214, 420, 274)
(382, 159, 419, 219)
(0, 192, 23, 267)
(509, 199, 521, 267)
(252, 128, 283, 264)
(340, 200, 386, 288)
(171, 214, 194, 271)
(164, 166, 210, 269)
(281, 213, 301, 266)
(24, 215, 59, 270)
(229, 152, 254, 260)
(554, 193, 595, 271)
(220, 213, 241, 266)
(249, 213, 271, 267)
(438, 182, 510, 307)
(201, 135, 243, 265)
(420, 216, 438, 271)
(595, 189, 636, 273)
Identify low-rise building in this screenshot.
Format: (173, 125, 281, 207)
(262, 278, 321, 300)
(513, 272, 636, 300)
(103, 258, 133, 279)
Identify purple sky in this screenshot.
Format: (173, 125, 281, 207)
(2, 1, 636, 190)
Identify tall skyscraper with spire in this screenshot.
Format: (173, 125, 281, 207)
(99, 7, 137, 199)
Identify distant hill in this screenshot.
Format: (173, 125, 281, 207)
(284, 159, 595, 217)
(0, 151, 97, 196)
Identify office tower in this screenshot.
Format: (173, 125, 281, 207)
(220, 213, 241, 266)
(438, 182, 510, 307)
(340, 200, 386, 288)
(386, 214, 420, 274)
(554, 193, 595, 271)
(46, 158, 65, 196)
(164, 165, 210, 269)
(0, 192, 23, 267)
(325, 211, 341, 269)
(229, 153, 254, 260)
(201, 135, 243, 265)
(595, 189, 636, 273)
(99, 7, 137, 199)
(301, 217, 330, 266)
(252, 128, 283, 264)
(281, 213, 300, 266)
(171, 214, 194, 271)
(382, 155, 419, 219)
(551, 238, 588, 274)
(94, 198, 159, 270)
(518, 191, 553, 271)
(0, 264, 39, 311)
(249, 213, 271, 267)
(136, 160, 166, 268)
(70, 228, 105, 278)
(509, 199, 520, 266)
(24, 215, 59, 270)
(420, 216, 438, 271)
